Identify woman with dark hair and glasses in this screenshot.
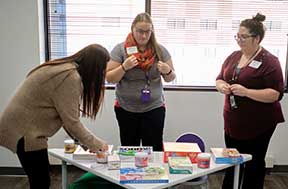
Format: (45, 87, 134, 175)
(0, 44, 110, 189)
(216, 13, 284, 189)
(106, 12, 176, 151)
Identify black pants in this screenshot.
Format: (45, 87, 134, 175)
(222, 126, 276, 189)
(115, 106, 165, 151)
(16, 138, 50, 189)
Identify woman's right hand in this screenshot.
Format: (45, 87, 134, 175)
(122, 55, 138, 71)
(99, 143, 109, 152)
(217, 82, 232, 95)
(89, 142, 108, 153)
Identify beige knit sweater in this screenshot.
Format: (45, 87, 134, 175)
(0, 62, 105, 153)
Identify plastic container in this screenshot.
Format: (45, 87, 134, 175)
(64, 139, 76, 153)
(135, 152, 148, 167)
(96, 151, 108, 164)
(197, 153, 211, 169)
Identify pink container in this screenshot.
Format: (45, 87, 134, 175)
(135, 152, 148, 167)
(197, 153, 211, 169)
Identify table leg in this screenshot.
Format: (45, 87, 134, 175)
(233, 164, 240, 189)
(62, 160, 67, 189)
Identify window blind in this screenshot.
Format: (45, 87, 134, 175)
(47, 0, 144, 59)
(46, 0, 288, 88)
(151, 0, 288, 86)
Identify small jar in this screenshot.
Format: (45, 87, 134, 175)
(96, 151, 108, 164)
(64, 139, 76, 153)
(135, 152, 148, 167)
(197, 153, 211, 169)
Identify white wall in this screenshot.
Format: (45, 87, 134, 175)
(0, 0, 287, 167)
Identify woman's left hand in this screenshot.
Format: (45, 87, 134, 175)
(230, 84, 248, 97)
(157, 61, 171, 75)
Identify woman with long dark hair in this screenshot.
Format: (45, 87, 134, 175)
(0, 44, 110, 189)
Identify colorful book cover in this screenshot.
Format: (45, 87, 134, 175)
(119, 166, 169, 184)
(117, 146, 153, 162)
(168, 156, 193, 174)
(163, 142, 201, 163)
(210, 148, 243, 164)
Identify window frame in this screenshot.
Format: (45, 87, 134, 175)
(43, 0, 288, 92)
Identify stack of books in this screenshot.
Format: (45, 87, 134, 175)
(163, 142, 201, 163)
(119, 166, 169, 184)
(210, 148, 243, 164)
(168, 156, 193, 174)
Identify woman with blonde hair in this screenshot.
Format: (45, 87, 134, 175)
(106, 12, 176, 151)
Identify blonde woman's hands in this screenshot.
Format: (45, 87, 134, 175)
(157, 61, 171, 75)
(122, 55, 138, 71)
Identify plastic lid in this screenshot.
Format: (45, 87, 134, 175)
(135, 152, 148, 158)
(64, 139, 74, 144)
(197, 153, 211, 158)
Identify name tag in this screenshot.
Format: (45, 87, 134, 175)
(249, 60, 262, 69)
(126, 46, 138, 55)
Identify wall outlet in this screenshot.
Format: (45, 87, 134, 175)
(265, 154, 274, 168)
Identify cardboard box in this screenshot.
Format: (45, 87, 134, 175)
(108, 154, 121, 170)
(72, 145, 113, 160)
(168, 156, 193, 174)
(210, 148, 243, 164)
(163, 142, 201, 163)
(117, 146, 153, 162)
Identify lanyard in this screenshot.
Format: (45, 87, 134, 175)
(231, 64, 241, 82)
(231, 46, 260, 83)
(144, 71, 150, 88)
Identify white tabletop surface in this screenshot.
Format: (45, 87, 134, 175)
(48, 148, 252, 189)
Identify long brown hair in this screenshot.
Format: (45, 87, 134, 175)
(131, 12, 163, 60)
(28, 44, 110, 119)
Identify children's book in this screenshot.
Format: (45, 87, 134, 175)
(168, 156, 193, 174)
(163, 142, 201, 163)
(117, 146, 153, 162)
(210, 148, 243, 164)
(120, 166, 169, 184)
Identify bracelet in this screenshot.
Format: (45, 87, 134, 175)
(164, 69, 172, 76)
(121, 64, 126, 72)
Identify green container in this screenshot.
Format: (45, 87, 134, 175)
(69, 172, 124, 189)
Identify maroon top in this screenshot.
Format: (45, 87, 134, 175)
(216, 48, 285, 140)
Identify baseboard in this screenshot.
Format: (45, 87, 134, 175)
(0, 167, 26, 176)
(0, 165, 82, 176)
(269, 165, 288, 173)
(1, 165, 288, 176)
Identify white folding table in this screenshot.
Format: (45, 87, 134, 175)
(48, 148, 252, 189)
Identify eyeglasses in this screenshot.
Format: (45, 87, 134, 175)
(135, 28, 153, 35)
(234, 34, 256, 42)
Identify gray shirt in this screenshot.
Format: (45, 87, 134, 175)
(110, 42, 171, 113)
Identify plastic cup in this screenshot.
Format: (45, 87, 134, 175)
(64, 139, 76, 153)
(197, 153, 211, 169)
(135, 152, 148, 167)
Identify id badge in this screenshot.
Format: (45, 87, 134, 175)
(141, 88, 151, 103)
(229, 95, 238, 109)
